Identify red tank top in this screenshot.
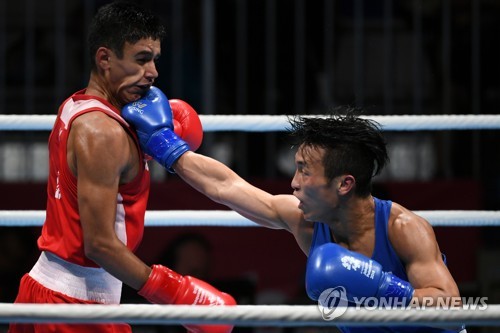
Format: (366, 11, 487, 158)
(38, 90, 150, 267)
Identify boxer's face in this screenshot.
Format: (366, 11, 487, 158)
(292, 145, 339, 222)
(103, 38, 161, 106)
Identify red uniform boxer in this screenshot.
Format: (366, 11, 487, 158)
(9, 2, 234, 333)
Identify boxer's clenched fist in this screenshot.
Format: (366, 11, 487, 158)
(139, 265, 236, 333)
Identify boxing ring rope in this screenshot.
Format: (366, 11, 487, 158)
(0, 209, 499, 227)
(1, 304, 499, 327)
(2, 113, 500, 131)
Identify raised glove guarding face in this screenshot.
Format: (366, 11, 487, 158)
(170, 99, 203, 151)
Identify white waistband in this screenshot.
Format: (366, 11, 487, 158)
(29, 251, 122, 304)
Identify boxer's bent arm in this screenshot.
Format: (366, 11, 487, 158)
(389, 203, 461, 306)
(174, 151, 301, 232)
(71, 113, 151, 290)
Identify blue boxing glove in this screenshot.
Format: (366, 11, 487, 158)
(306, 243, 414, 306)
(122, 87, 189, 172)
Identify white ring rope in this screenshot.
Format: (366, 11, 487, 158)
(1, 114, 500, 131)
(0, 304, 498, 326)
(0, 210, 499, 227)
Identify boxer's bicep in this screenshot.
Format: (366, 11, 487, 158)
(72, 116, 129, 250)
(390, 215, 460, 299)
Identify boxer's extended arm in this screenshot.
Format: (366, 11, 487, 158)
(122, 87, 301, 231)
(123, 87, 308, 244)
(175, 151, 301, 231)
(389, 203, 461, 307)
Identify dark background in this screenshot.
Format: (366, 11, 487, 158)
(1, 1, 500, 332)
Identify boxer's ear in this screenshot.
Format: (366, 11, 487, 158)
(95, 47, 112, 71)
(337, 175, 355, 195)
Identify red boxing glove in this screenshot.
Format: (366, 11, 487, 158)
(138, 265, 236, 333)
(170, 99, 203, 151)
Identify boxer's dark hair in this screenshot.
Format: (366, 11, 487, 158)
(88, 1, 166, 70)
(287, 107, 389, 197)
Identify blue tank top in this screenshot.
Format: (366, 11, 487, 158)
(308, 197, 463, 333)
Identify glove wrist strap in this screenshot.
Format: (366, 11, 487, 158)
(138, 265, 183, 304)
(146, 128, 189, 172)
(376, 272, 414, 307)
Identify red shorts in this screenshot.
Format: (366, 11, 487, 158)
(9, 274, 132, 333)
